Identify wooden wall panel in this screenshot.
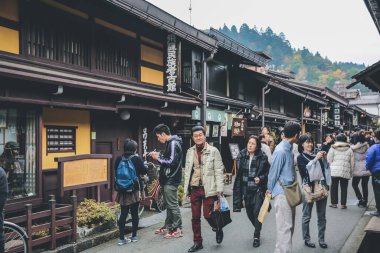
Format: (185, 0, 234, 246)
(141, 44, 163, 66)
(42, 108, 91, 169)
(0, 27, 19, 54)
(141, 66, 164, 86)
(0, 0, 18, 21)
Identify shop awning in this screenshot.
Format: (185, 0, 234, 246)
(0, 54, 200, 106)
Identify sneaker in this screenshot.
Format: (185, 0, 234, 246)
(128, 235, 139, 242)
(370, 211, 380, 217)
(155, 227, 168, 235)
(117, 238, 131, 246)
(358, 200, 367, 208)
(164, 228, 183, 239)
(329, 204, 337, 208)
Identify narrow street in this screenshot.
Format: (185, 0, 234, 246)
(83, 179, 374, 253)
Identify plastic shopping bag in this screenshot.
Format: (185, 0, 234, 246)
(219, 195, 230, 211)
(306, 160, 324, 182)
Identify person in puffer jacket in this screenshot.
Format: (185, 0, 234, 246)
(351, 133, 370, 208)
(327, 133, 354, 209)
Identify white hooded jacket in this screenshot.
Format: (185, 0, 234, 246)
(351, 142, 371, 177)
(327, 141, 354, 179)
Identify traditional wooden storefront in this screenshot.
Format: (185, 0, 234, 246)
(0, 0, 219, 219)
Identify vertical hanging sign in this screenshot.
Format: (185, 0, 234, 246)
(142, 128, 148, 157)
(334, 104, 341, 126)
(165, 34, 178, 93)
(353, 113, 358, 126)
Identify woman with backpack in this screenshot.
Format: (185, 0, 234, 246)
(115, 139, 147, 245)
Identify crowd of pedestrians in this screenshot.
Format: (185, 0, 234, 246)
(112, 122, 380, 253)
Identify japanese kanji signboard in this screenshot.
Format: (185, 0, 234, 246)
(165, 34, 178, 93)
(231, 118, 246, 137)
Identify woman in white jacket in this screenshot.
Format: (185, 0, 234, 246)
(327, 134, 355, 209)
(351, 133, 371, 207)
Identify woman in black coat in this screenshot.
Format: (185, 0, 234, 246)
(233, 135, 270, 248)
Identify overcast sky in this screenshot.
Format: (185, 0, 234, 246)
(148, 0, 380, 66)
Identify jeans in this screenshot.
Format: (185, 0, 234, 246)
(302, 197, 327, 243)
(0, 193, 7, 252)
(373, 173, 380, 211)
(163, 184, 182, 230)
(352, 176, 370, 202)
(274, 194, 296, 253)
(190, 186, 217, 243)
(330, 177, 349, 205)
(118, 202, 139, 240)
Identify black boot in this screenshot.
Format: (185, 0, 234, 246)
(253, 237, 260, 248)
(216, 229, 224, 244)
(188, 243, 203, 252)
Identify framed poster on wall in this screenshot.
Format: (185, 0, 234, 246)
(0, 109, 6, 128)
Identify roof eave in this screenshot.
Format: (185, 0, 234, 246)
(106, 0, 218, 51)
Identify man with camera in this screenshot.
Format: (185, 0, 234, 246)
(149, 124, 183, 239)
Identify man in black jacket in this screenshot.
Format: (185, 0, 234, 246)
(0, 166, 8, 252)
(150, 124, 183, 239)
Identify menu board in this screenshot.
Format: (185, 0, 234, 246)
(229, 143, 240, 160)
(46, 126, 76, 153)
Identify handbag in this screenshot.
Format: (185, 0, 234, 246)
(303, 181, 329, 203)
(211, 197, 232, 229)
(279, 180, 302, 207)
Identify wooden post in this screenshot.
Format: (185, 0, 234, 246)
(49, 195, 56, 250)
(71, 195, 78, 243)
(233, 160, 237, 176)
(26, 204, 33, 253)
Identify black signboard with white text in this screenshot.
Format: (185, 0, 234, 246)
(165, 34, 178, 93)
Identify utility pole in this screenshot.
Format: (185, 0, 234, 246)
(189, 0, 192, 26)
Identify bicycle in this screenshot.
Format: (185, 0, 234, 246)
(140, 162, 165, 214)
(3, 220, 28, 253)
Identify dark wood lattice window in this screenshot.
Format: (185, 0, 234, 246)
(94, 27, 138, 78)
(46, 126, 76, 154)
(24, 5, 90, 68)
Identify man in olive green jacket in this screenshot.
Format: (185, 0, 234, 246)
(184, 126, 225, 253)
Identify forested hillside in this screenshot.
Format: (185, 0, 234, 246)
(218, 24, 368, 90)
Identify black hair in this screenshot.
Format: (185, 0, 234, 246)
(283, 121, 301, 138)
(153, 124, 171, 135)
(261, 126, 270, 132)
(297, 134, 314, 153)
(258, 134, 265, 142)
(375, 128, 380, 140)
(248, 135, 261, 154)
(336, 133, 347, 142)
(123, 138, 138, 155)
(191, 125, 206, 135)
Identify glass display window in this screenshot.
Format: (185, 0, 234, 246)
(0, 108, 37, 200)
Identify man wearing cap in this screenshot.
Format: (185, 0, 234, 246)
(183, 125, 225, 252)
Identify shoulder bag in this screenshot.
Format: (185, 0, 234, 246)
(279, 179, 302, 207)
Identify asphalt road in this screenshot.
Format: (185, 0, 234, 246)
(83, 180, 374, 253)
